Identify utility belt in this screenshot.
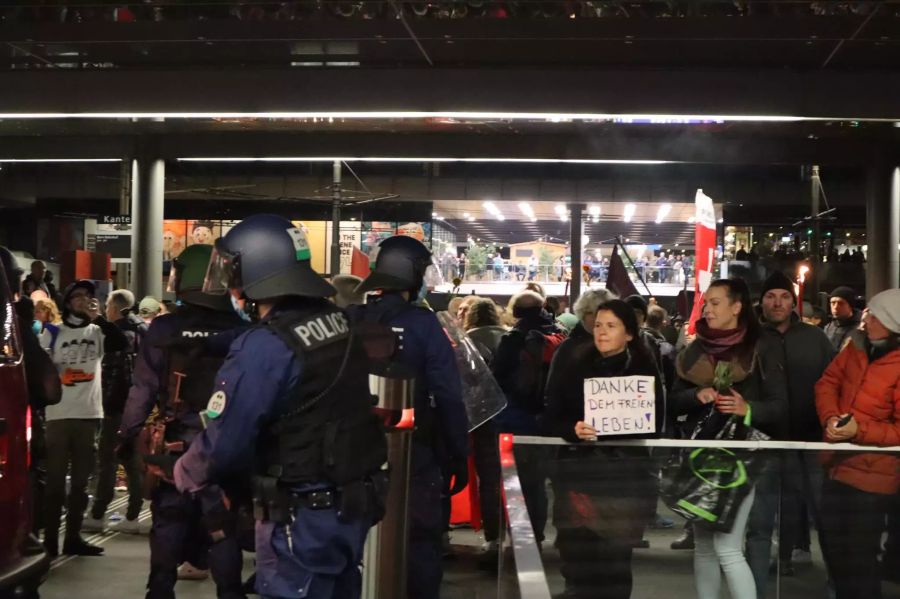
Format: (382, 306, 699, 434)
(252, 472, 388, 525)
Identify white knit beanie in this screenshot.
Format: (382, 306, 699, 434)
(868, 289, 900, 335)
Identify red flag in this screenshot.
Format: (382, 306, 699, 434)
(688, 189, 718, 334)
(606, 245, 640, 298)
(351, 248, 371, 278)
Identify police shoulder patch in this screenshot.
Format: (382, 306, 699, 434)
(206, 390, 227, 419)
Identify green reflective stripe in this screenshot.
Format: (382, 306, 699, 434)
(296, 248, 311, 261)
(688, 447, 749, 490)
(744, 403, 752, 427)
(677, 499, 717, 523)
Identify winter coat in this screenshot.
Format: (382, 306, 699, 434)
(824, 310, 862, 351)
(670, 335, 789, 440)
(545, 346, 661, 542)
(815, 330, 900, 494)
(760, 315, 836, 441)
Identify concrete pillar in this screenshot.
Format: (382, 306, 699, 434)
(866, 166, 900, 298)
(568, 203, 583, 309)
(130, 155, 165, 300)
(330, 160, 342, 277)
(115, 157, 132, 291)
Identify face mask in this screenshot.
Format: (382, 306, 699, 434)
(230, 294, 252, 322)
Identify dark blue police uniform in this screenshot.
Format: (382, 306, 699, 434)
(175, 298, 382, 599)
(349, 293, 469, 599)
(121, 306, 246, 599)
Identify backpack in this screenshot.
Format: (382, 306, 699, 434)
(510, 328, 565, 413)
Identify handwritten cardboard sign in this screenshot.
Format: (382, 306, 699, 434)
(583, 375, 656, 436)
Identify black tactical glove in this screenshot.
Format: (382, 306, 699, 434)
(143, 453, 178, 483)
(446, 457, 469, 496)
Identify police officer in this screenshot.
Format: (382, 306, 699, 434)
(160, 214, 388, 599)
(119, 244, 248, 599)
(351, 235, 470, 599)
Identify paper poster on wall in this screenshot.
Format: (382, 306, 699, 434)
(583, 375, 656, 436)
(186, 220, 219, 247)
(324, 221, 362, 275)
(361, 222, 396, 265)
(163, 220, 188, 262)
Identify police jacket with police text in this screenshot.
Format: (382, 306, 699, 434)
(175, 298, 386, 493)
(120, 304, 245, 445)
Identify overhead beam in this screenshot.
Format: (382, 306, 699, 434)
(1, 68, 900, 119)
(0, 131, 897, 166)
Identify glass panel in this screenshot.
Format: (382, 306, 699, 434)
(501, 436, 900, 599)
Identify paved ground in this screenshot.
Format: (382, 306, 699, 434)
(39, 491, 900, 598)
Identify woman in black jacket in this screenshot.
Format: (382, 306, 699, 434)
(544, 300, 665, 599)
(670, 278, 787, 599)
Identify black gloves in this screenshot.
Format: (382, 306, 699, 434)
(446, 457, 469, 496)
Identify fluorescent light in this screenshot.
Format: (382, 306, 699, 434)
(688, 216, 696, 224)
(463, 212, 470, 218)
(623, 203, 636, 223)
(483, 201, 505, 221)
(0, 111, 819, 122)
(0, 158, 122, 163)
(655, 203, 672, 224)
(467, 216, 475, 222)
(432, 212, 438, 217)
(588, 206, 601, 217)
(518, 202, 536, 221)
(582, 235, 590, 246)
(177, 156, 671, 165)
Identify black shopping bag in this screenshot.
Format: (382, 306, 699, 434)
(660, 408, 770, 532)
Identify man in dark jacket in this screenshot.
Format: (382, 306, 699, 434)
(746, 271, 836, 596)
(824, 286, 862, 351)
(83, 288, 147, 534)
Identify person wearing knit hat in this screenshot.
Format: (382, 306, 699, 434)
(749, 270, 836, 589)
(760, 271, 797, 306)
(867, 288, 900, 337)
(825, 286, 862, 351)
(624, 294, 649, 327)
(815, 288, 900, 598)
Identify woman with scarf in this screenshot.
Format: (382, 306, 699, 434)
(544, 299, 665, 599)
(671, 278, 787, 599)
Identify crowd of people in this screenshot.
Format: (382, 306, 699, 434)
(2, 230, 899, 599)
(446, 271, 899, 599)
(0, 1, 886, 24)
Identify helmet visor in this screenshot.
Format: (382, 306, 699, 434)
(423, 258, 444, 289)
(166, 260, 180, 294)
(203, 243, 239, 295)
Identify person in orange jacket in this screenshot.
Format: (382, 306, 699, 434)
(815, 288, 900, 599)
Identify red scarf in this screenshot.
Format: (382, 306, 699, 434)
(695, 319, 747, 361)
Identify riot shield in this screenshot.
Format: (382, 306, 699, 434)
(436, 311, 507, 431)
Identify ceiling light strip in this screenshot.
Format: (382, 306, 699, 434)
(176, 157, 670, 165)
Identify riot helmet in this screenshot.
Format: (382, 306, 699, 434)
(355, 235, 442, 295)
(168, 244, 232, 312)
(204, 214, 335, 301)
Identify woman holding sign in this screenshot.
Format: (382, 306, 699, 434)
(544, 299, 665, 599)
(670, 278, 786, 599)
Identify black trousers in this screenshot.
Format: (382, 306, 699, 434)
(556, 527, 634, 599)
(820, 478, 889, 599)
(471, 422, 502, 542)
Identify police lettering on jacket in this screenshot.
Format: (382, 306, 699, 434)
(291, 312, 349, 349)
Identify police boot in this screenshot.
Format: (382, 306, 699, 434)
(62, 536, 104, 556)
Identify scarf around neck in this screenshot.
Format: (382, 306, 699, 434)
(695, 319, 747, 360)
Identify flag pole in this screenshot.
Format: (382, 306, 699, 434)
(615, 236, 654, 297)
